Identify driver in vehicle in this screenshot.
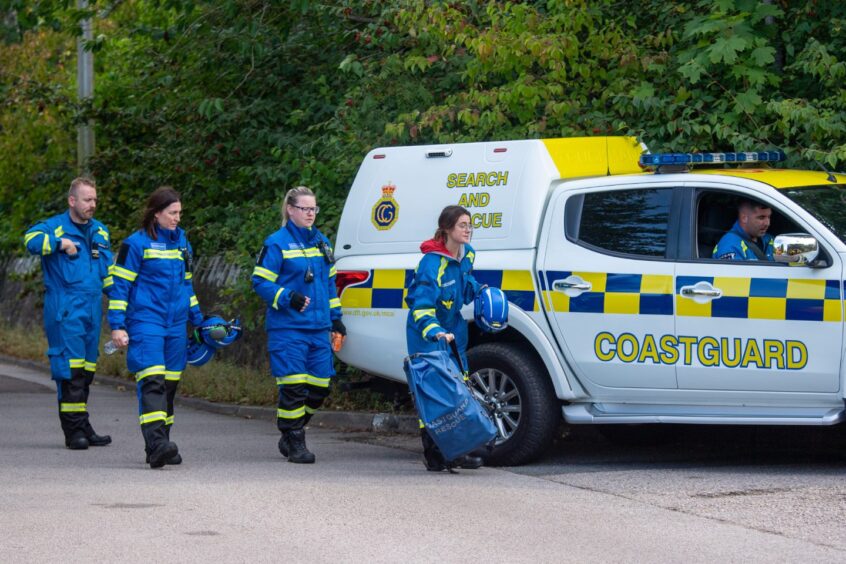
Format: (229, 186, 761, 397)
(713, 199, 776, 261)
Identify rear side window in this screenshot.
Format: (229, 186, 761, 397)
(573, 188, 673, 257)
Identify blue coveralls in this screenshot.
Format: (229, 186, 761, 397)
(405, 243, 481, 369)
(406, 242, 482, 461)
(24, 211, 112, 443)
(713, 221, 775, 261)
(252, 222, 342, 432)
(107, 226, 203, 452)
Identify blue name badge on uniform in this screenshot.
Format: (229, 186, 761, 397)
(150, 242, 166, 250)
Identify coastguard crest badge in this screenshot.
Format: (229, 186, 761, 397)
(371, 182, 399, 231)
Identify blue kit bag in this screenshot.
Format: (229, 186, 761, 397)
(403, 339, 497, 462)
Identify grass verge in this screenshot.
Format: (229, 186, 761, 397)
(0, 325, 402, 412)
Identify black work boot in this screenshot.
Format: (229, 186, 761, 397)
(87, 433, 112, 446)
(148, 441, 179, 469)
(66, 432, 89, 450)
(420, 429, 447, 471)
(145, 451, 182, 465)
(450, 454, 484, 469)
(278, 432, 291, 458)
(286, 429, 315, 464)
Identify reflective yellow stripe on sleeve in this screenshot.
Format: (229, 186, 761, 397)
(54, 226, 64, 238)
(413, 308, 436, 321)
(111, 265, 138, 282)
(272, 288, 285, 310)
(190, 295, 199, 308)
(329, 298, 341, 309)
(252, 266, 278, 282)
(329, 266, 337, 277)
(24, 231, 42, 244)
(60, 402, 87, 413)
(102, 276, 114, 289)
(109, 300, 128, 311)
(421, 323, 440, 339)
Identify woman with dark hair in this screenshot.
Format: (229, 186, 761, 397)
(107, 186, 204, 468)
(251, 186, 345, 464)
(405, 205, 485, 471)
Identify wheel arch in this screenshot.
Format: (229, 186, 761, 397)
(465, 305, 577, 400)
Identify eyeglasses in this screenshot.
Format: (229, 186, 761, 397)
(456, 223, 473, 231)
(291, 204, 320, 215)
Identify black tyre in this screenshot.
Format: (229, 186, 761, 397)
(467, 342, 560, 466)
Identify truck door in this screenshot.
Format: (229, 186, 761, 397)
(538, 184, 680, 392)
(675, 186, 842, 393)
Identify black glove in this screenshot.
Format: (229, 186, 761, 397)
(290, 291, 308, 311)
(332, 318, 346, 336)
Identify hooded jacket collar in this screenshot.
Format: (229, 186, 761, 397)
(420, 238, 463, 261)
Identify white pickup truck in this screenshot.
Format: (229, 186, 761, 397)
(333, 136, 846, 465)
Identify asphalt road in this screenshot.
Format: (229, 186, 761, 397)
(2, 361, 846, 563)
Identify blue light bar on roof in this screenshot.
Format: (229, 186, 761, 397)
(639, 150, 786, 167)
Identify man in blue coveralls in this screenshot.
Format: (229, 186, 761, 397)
(24, 177, 114, 450)
(713, 199, 775, 261)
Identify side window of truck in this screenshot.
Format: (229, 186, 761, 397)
(695, 191, 801, 260)
(569, 188, 673, 258)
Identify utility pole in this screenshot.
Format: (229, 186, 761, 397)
(76, 0, 94, 173)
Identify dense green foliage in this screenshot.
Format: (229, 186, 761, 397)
(2, 0, 845, 262)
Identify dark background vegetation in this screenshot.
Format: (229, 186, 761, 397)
(2, 0, 845, 325)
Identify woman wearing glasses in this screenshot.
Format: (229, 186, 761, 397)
(251, 186, 345, 463)
(405, 205, 485, 471)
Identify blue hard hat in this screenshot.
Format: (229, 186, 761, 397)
(199, 316, 243, 349)
(187, 338, 216, 367)
(474, 286, 509, 333)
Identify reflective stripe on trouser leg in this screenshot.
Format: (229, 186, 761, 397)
(276, 381, 308, 432)
(137, 372, 168, 451)
(303, 375, 332, 425)
(57, 368, 91, 440)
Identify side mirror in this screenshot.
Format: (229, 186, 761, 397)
(773, 233, 819, 266)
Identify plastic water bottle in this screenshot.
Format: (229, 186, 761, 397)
(104, 338, 127, 355)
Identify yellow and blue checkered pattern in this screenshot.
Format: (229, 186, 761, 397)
(340, 269, 539, 311)
(676, 275, 842, 322)
(540, 271, 674, 315)
(538, 271, 842, 322)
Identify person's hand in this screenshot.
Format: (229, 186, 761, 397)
(111, 329, 129, 348)
(290, 291, 310, 312)
(434, 332, 454, 342)
(332, 318, 346, 336)
(60, 238, 78, 256)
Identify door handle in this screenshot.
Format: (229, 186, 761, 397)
(553, 280, 591, 291)
(680, 288, 721, 297)
(679, 281, 722, 303)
